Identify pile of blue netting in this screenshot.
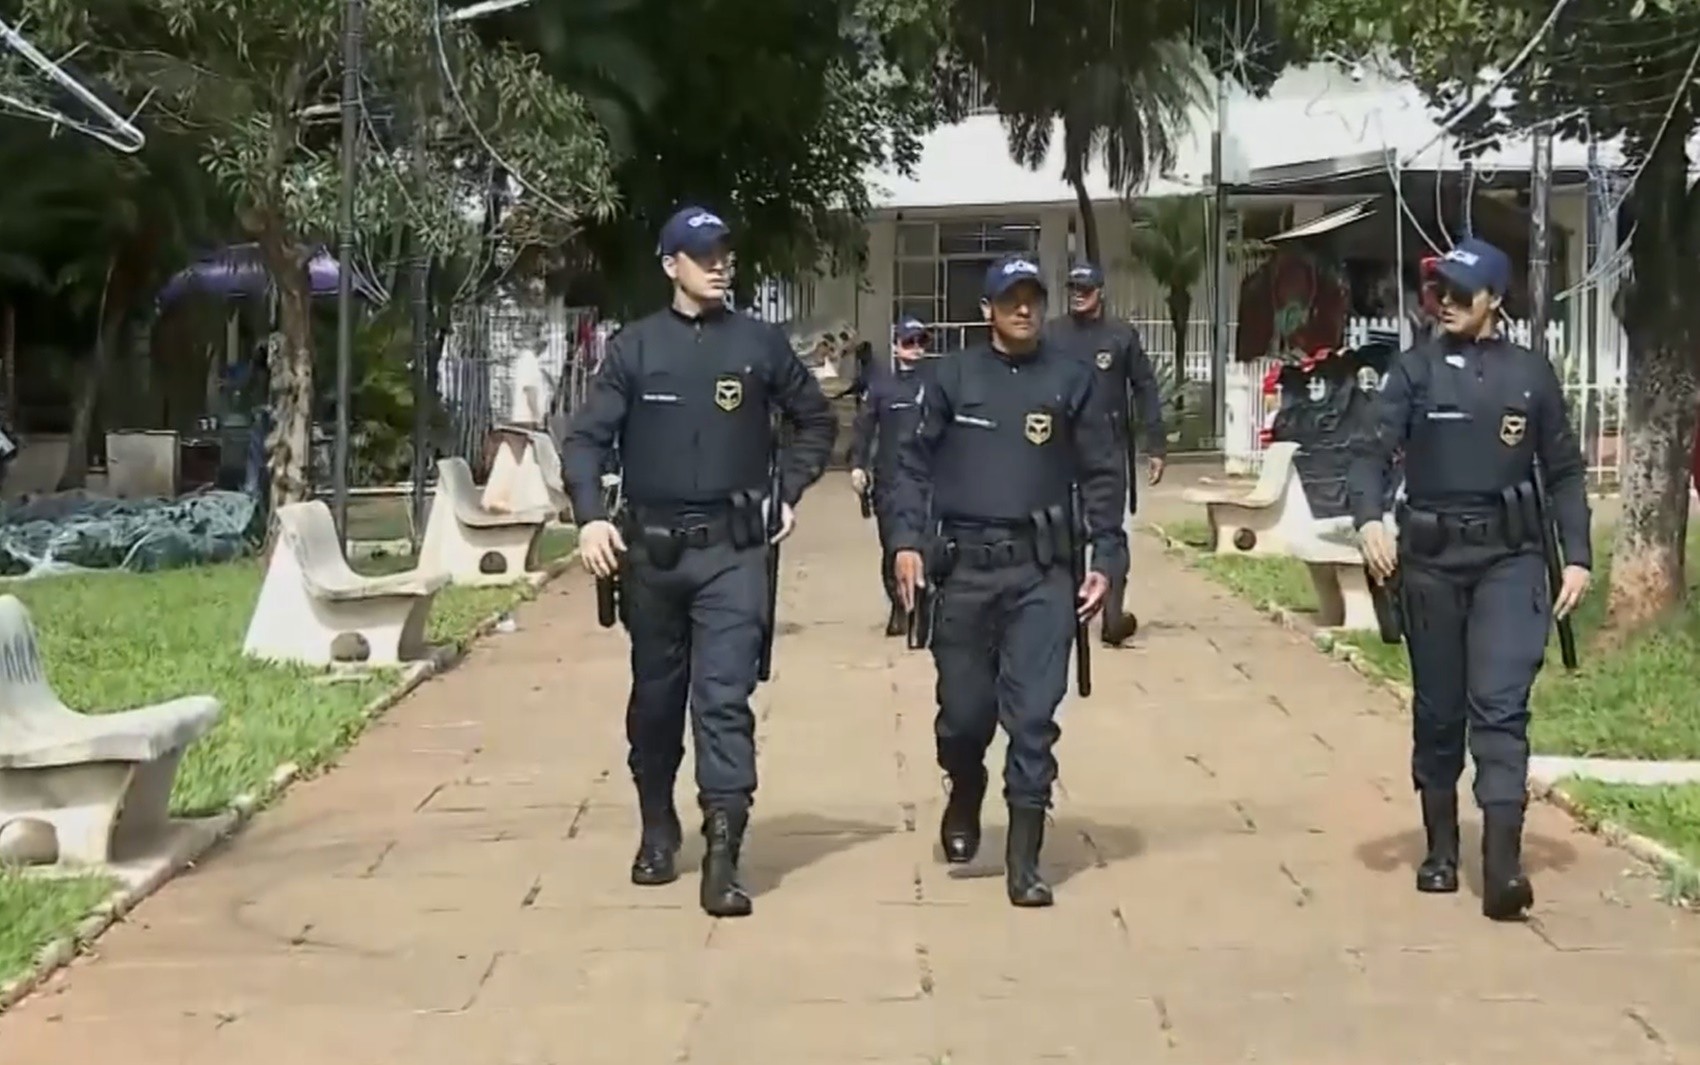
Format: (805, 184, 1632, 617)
(0, 489, 258, 578)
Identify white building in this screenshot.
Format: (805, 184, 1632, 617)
(798, 62, 1662, 466)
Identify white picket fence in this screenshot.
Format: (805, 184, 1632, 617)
(1220, 316, 1622, 485)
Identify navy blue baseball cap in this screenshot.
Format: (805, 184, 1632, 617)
(894, 318, 928, 343)
(657, 205, 732, 258)
(983, 254, 1046, 300)
(1433, 237, 1511, 296)
(1066, 260, 1104, 288)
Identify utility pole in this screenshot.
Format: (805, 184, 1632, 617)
(333, 0, 364, 546)
(409, 79, 433, 550)
(1208, 69, 1230, 447)
(1529, 121, 1554, 362)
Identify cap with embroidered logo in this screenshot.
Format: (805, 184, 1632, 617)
(895, 318, 929, 343)
(658, 206, 733, 258)
(1433, 237, 1511, 297)
(983, 254, 1047, 300)
(1066, 261, 1104, 288)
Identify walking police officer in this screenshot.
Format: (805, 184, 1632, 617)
(1348, 237, 1591, 921)
(561, 206, 837, 918)
(889, 254, 1127, 908)
(849, 318, 931, 635)
(1043, 260, 1166, 646)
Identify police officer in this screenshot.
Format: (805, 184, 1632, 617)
(1043, 260, 1166, 646)
(1348, 237, 1591, 922)
(561, 206, 837, 918)
(889, 254, 1127, 908)
(849, 318, 931, 635)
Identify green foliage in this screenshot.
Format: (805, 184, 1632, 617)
(570, 0, 954, 313)
(18, 0, 617, 265)
(346, 309, 445, 485)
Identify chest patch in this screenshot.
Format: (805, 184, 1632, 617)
(1094, 350, 1113, 370)
(713, 375, 743, 412)
(1024, 411, 1053, 445)
(1499, 412, 1527, 447)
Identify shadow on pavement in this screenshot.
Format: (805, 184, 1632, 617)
(740, 813, 896, 897)
(940, 816, 1148, 890)
(1354, 823, 1578, 900)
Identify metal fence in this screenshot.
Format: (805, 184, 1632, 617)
(436, 298, 600, 476)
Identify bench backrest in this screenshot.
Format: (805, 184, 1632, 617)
(437, 457, 488, 521)
(277, 501, 362, 587)
(0, 595, 63, 727)
(526, 430, 565, 493)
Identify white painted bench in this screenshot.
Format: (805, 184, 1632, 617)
(421, 457, 554, 586)
(1183, 442, 1309, 556)
(1295, 516, 1381, 631)
(243, 501, 447, 668)
(482, 426, 568, 517)
(0, 595, 221, 866)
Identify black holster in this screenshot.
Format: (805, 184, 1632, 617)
(729, 489, 766, 550)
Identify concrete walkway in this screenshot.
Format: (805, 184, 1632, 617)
(4, 473, 1700, 1064)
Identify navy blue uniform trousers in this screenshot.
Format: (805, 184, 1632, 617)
(1401, 545, 1549, 809)
(931, 553, 1075, 809)
(622, 538, 768, 812)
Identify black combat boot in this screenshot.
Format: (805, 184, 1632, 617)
(939, 764, 988, 864)
(1481, 803, 1534, 921)
(1005, 806, 1054, 908)
(699, 808, 753, 918)
(1101, 611, 1139, 648)
(629, 787, 683, 886)
(1415, 789, 1460, 894)
(885, 602, 908, 637)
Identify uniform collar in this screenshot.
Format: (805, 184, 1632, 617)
(668, 303, 731, 326)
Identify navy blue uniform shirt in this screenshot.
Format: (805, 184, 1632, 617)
(1043, 313, 1166, 457)
(848, 361, 929, 482)
(1347, 334, 1591, 567)
(888, 342, 1128, 577)
(561, 307, 837, 520)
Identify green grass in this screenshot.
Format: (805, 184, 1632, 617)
(0, 875, 114, 988)
(1161, 515, 1700, 759)
(1160, 513, 1700, 888)
(0, 526, 577, 991)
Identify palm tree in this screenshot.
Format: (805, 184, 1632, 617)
(1127, 196, 1209, 372)
(1000, 39, 1207, 264)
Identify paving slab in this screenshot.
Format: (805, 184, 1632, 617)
(3, 473, 1699, 1064)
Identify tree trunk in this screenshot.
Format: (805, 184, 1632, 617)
(255, 224, 316, 552)
(1167, 288, 1192, 373)
(58, 256, 125, 491)
(1071, 173, 1100, 266)
(1604, 133, 1700, 631)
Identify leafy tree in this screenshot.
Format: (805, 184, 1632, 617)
(22, 0, 618, 534)
(1290, 0, 1700, 631)
(562, 0, 954, 315)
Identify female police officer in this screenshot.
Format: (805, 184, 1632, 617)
(887, 254, 1126, 908)
(1348, 237, 1591, 922)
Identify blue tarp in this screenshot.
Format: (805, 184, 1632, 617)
(0, 489, 257, 578)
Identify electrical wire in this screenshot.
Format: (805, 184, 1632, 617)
(427, 0, 582, 223)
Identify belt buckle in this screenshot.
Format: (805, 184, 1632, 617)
(680, 523, 712, 548)
(1456, 517, 1489, 545)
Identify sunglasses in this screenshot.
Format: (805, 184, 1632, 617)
(1433, 279, 1479, 307)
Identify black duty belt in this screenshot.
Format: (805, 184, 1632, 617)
(1400, 491, 1537, 558)
(939, 522, 1050, 571)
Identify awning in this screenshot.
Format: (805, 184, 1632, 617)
(1267, 199, 1377, 243)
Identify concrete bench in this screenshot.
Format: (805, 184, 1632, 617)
(243, 501, 448, 668)
(421, 457, 554, 586)
(0, 595, 221, 867)
(1183, 442, 1308, 556)
(482, 426, 568, 518)
(1293, 516, 1380, 632)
